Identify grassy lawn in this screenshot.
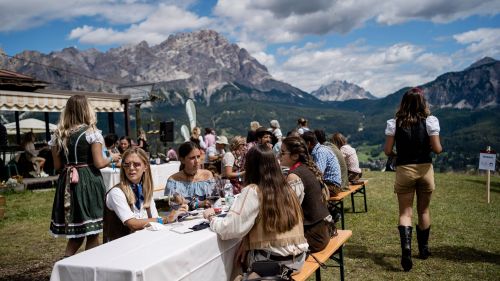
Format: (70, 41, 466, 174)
(0, 171, 499, 281)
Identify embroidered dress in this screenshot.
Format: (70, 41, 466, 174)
(49, 126, 106, 238)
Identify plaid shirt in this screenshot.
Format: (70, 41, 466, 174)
(311, 143, 341, 186)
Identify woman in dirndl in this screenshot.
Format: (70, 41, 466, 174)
(49, 95, 121, 257)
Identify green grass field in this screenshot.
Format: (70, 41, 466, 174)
(0, 171, 499, 281)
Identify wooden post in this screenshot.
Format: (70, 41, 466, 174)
(486, 146, 491, 204)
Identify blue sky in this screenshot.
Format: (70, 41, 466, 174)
(0, 0, 499, 97)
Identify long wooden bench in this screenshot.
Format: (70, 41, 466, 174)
(328, 180, 368, 229)
(293, 230, 352, 281)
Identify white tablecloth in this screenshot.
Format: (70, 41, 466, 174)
(100, 161, 180, 199)
(50, 218, 240, 281)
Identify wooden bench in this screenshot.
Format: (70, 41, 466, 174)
(293, 230, 352, 281)
(328, 180, 368, 229)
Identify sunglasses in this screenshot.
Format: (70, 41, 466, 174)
(122, 162, 143, 169)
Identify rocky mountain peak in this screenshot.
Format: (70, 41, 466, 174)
(466, 56, 497, 70)
(0, 30, 316, 106)
(310, 80, 375, 101)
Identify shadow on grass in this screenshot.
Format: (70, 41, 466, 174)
(433, 245, 500, 265)
(464, 179, 500, 193)
(345, 243, 500, 272)
(345, 244, 401, 272)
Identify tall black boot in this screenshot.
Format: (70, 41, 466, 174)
(416, 225, 431, 259)
(398, 225, 413, 271)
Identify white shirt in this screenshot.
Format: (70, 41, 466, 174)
(385, 116, 440, 136)
(106, 187, 159, 224)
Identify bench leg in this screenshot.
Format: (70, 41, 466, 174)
(330, 246, 345, 281)
(340, 201, 345, 230)
(315, 267, 321, 281)
(350, 192, 356, 213)
(362, 185, 367, 212)
(339, 246, 345, 281)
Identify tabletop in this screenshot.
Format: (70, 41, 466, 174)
(50, 217, 240, 281)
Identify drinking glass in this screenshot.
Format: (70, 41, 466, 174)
(168, 191, 184, 226)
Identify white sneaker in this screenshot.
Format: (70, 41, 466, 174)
(40, 172, 49, 178)
(29, 171, 38, 177)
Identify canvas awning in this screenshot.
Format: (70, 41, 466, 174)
(0, 89, 127, 112)
(5, 118, 57, 134)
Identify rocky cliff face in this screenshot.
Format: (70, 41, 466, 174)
(422, 57, 499, 109)
(310, 80, 376, 101)
(0, 30, 318, 106)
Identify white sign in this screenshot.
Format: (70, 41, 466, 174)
(479, 153, 496, 171)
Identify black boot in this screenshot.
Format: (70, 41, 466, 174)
(398, 225, 413, 271)
(416, 225, 431, 259)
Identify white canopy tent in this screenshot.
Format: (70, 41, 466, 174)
(4, 118, 57, 135)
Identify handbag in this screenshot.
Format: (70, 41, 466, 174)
(245, 261, 293, 281)
(385, 156, 397, 172)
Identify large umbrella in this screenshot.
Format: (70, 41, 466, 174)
(5, 118, 56, 135)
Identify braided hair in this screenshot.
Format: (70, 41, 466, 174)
(282, 136, 324, 185)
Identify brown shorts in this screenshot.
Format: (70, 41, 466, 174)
(394, 163, 435, 194)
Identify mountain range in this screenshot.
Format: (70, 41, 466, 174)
(0, 30, 499, 171)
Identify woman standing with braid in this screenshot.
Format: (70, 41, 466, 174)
(49, 95, 121, 257)
(280, 136, 333, 252)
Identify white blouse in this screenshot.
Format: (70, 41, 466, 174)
(106, 187, 159, 224)
(385, 116, 440, 136)
(210, 185, 309, 256)
(48, 128, 105, 146)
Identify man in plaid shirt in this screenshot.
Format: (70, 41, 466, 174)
(302, 131, 341, 192)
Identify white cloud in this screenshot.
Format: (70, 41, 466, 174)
(68, 5, 213, 45)
(270, 42, 452, 97)
(453, 27, 500, 58)
(214, 0, 500, 45)
(0, 0, 156, 32)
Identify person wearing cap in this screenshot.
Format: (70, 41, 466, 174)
(204, 135, 228, 174)
(255, 127, 273, 149)
(222, 136, 247, 194)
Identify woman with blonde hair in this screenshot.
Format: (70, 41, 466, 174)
(136, 129, 149, 152)
(384, 87, 442, 271)
(204, 145, 308, 278)
(222, 136, 246, 194)
(103, 148, 186, 242)
(49, 95, 121, 257)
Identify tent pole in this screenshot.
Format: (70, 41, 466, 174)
(44, 112, 50, 142)
(15, 111, 20, 145)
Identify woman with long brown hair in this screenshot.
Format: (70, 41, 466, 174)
(384, 87, 442, 271)
(281, 136, 332, 253)
(204, 144, 308, 277)
(49, 95, 121, 257)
